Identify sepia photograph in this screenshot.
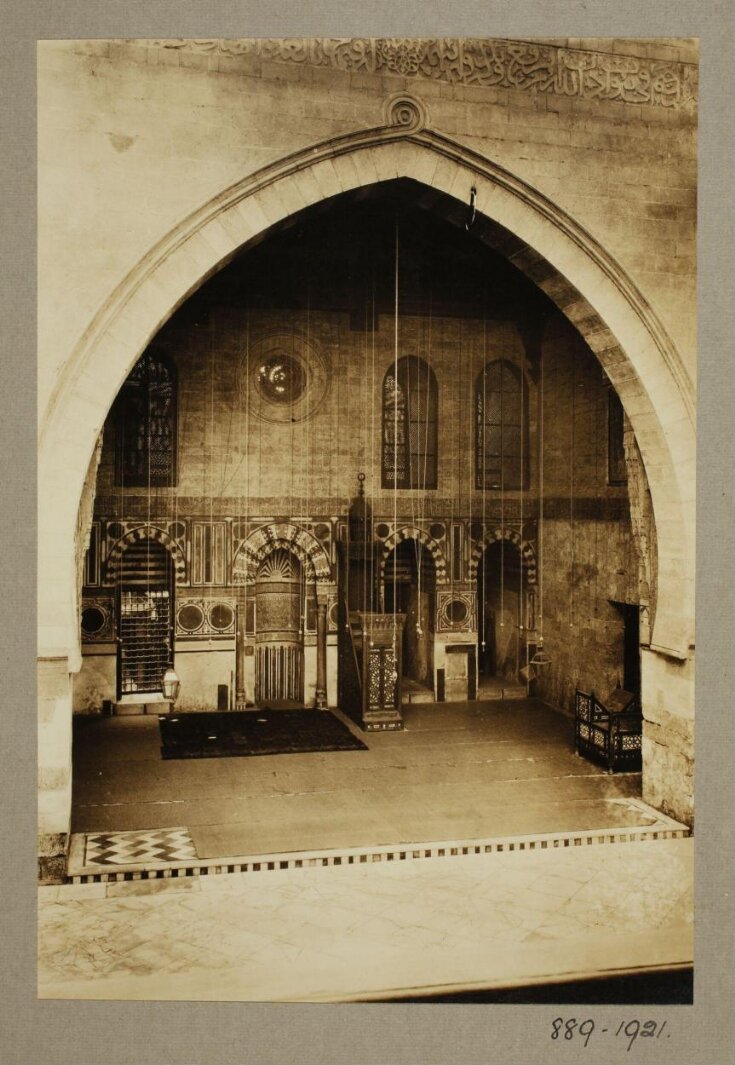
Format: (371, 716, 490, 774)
(36, 34, 699, 1008)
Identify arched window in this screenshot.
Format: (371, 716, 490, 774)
(475, 360, 528, 490)
(115, 351, 177, 487)
(382, 356, 438, 489)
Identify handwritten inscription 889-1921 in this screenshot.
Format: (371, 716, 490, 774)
(550, 1018, 670, 1051)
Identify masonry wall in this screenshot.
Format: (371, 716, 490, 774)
(78, 236, 638, 717)
(38, 36, 697, 870)
(534, 314, 638, 712)
(38, 37, 697, 425)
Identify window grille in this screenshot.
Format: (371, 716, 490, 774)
(475, 360, 528, 490)
(116, 539, 173, 698)
(382, 356, 437, 489)
(116, 351, 177, 486)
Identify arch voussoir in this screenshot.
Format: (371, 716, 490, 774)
(380, 526, 449, 586)
(233, 522, 332, 585)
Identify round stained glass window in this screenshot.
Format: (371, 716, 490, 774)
(245, 332, 329, 424)
(257, 354, 307, 405)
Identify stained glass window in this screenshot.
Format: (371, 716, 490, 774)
(382, 356, 437, 489)
(476, 360, 527, 490)
(116, 352, 177, 486)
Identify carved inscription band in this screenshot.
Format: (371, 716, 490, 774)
(149, 38, 697, 113)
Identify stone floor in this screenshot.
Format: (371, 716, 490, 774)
(71, 699, 649, 860)
(38, 836, 693, 1002)
(44, 700, 692, 1002)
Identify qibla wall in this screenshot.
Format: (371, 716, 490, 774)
(75, 203, 638, 728)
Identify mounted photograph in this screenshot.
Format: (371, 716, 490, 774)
(37, 36, 696, 1003)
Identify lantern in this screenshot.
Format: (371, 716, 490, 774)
(161, 666, 181, 705)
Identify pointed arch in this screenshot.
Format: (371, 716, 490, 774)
(468, 528, 537, 584)
(40, 123, 695, 661)
(104, 524, 187, 585)
(380, 525, 449, 585)
(232, 522, 332, 584)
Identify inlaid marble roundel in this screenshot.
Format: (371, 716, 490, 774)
(178, 603, 204, 633)
(210, 603, 234, 631)
(81, 606, 106, 636)
(446, 599, 469, 624)
(245, 331, 329, 423)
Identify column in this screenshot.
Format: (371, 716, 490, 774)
(235, 603, 247, 710)
(315, 598, 328, 710)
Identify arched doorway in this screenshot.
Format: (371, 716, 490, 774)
(115, 538, 174, 699)
(477, 540, 523, 684)
(384, 540, 436, 689)
(254, 548, 306, 707)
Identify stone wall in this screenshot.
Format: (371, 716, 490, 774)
(38, 36, 697, 857)
(77, 227, 637, 717)
(533, 312, 639, 712)
(641, 648, 695, 826)
(38, 36, 697, 423)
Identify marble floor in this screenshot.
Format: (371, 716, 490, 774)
(71, 699, 650, 861)
(38, 836, 693, 1002)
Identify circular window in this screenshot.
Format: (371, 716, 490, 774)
(169, 521, 186, 540)
(375, 523, 390, 539)
(328, 600, 339, 629)
(257, 354, 307, 405)
(244, 331, 329, 424)
(178, 603, 204, 633)
(429, 523, 445, 540)
(469, 522, 484, 541)
(81, 606, 106, 637)
(446, 599, 469, 624)
(107, 522, 124, 540)
(313, 523, 330, 541)
(210, 603, 234, 632)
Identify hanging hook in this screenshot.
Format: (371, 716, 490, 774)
(465, 185, 477, 231)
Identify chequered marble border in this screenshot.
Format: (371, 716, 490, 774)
(67, 799, 689, 884)
(84, 827, 196, 867)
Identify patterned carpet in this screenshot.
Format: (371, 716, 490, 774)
(158, 708, 368, 759)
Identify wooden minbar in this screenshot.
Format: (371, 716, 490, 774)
(350, 612, 405, 731)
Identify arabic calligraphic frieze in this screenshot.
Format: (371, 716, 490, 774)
(148, 38, 697, 113)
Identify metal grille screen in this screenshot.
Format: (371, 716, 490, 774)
(119, 590, 171, 695)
